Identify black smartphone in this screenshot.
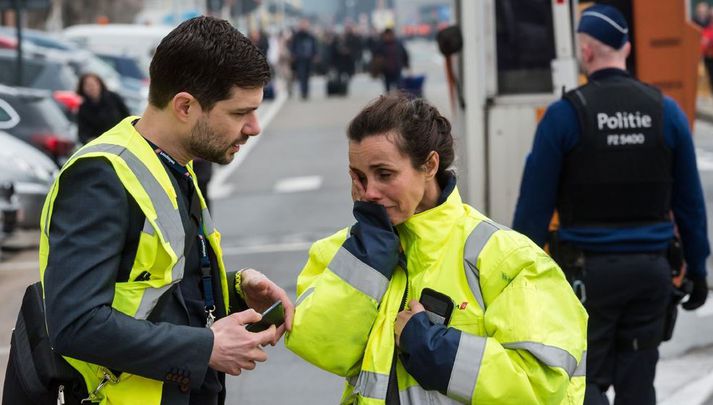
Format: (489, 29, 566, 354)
(419, 288, 454, 326)
(246, 300, 285, 333)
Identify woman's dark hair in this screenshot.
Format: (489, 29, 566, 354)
(76, 73, 107, 98)
(347, 94, 455, 183)
(149, 16, 271, 110)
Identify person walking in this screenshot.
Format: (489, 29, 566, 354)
(287, 94, 587, 404)
(513, 4, 710, 404)
(3, 16, 293, 405)
(76, 72, 130, 144)
(372, 28, 410, 93)
(289, 19, 318, 100)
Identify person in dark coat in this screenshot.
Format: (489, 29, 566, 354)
(372, 28, 410, 93)
(76, 73, 130, 144)
(289, 19, 318, 100)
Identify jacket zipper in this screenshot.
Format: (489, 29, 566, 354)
(386, 254, 409, 404)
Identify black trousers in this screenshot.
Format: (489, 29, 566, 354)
(582, 252, 672, 405)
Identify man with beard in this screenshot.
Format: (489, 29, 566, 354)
(2, 16, 294, 405)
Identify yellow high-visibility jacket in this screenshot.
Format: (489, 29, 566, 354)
(286, 184, 587, 404)
(39, 117, 230, 404)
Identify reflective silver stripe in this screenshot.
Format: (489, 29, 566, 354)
(328, 247, 389, 301)
(347, 374, 358, 387)
(202, 208, 216, 235)
(573, 350, 587, 377)
(502, 341, 579, 377)
(72, 144, 186, 319)
(447, 333, 486, 402)
(295, 287, 315, 307)
(352, 370, 389, 400)
(400, 385, 460, 405)
(142, 219, 154, 235)
(463, 221, 500, 310)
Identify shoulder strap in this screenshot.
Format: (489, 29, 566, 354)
(463, 220, 502, 311)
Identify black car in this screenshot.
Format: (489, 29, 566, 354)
(0, 85, 77, 166)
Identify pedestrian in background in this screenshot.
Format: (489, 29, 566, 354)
(694, 1, 710, 28)
(76, 72, 130, 144)
(371, 28, 410, 93)
(289, 19, 318, 100)
(513, 5, 709, 405)
(3, 16, 294, 405)
(287, 94, 587, 404)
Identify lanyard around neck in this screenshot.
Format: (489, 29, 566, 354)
(146, 139, 217, 326)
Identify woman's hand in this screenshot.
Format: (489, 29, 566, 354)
(349, 169, 366, 202)
(395, 300, 425, 348)
(240, 268, 295, 344)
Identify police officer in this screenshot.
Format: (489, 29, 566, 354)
(513, 4, 710, 405)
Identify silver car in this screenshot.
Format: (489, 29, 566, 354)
(0, 131, 56, 229)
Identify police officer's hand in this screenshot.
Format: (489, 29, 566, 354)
(240, 268, 294, 342)
(682, 275, 709, 311)
(395, 300, 425, 348)
(208, 309, 276, 375)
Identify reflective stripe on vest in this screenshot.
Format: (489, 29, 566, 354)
(463, 220, 500, 310)
(295, 287, 315, 307)
(573, 350, 587, 377)
(447, 333, 487, 402)
(399, 385, 460, 404)
(71, 144, 186, 320)
(502, 341, 579, 377)
(328, 247, 390, 302)
(348, 370, 389, 400)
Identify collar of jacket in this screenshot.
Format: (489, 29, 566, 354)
(395, 176, 464, 270)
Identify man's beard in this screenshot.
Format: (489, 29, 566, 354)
(189, 118, 234, 165)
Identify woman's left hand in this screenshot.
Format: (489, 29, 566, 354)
(395, 300, 425, 347)
(349, 169, 366, 202)
(240, 268, 295, 343)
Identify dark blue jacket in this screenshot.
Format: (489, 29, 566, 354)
(512, 68, 709, 278)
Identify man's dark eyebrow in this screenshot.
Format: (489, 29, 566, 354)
(232, 106, 258, 113)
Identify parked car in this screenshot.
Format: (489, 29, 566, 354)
(63, 24, 172, 73)
(0, 84, 77, 166)
(0, 30, 130, 108)
(0, 179, 18, 257)
(0, 48, 81, 115)
(0, 131, 56, 229)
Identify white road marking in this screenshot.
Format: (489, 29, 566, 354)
(209, 86, 288, 200)
(273, 176, 323, 194)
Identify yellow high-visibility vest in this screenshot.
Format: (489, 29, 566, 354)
(39, 117, 229, 404)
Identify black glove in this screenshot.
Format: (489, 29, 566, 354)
(342, 201, 400, 279)
(682, 275, 709, 311)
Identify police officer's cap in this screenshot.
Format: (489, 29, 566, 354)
(577, 4, 629, 49)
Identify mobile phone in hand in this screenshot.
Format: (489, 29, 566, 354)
(419, 288, 454, 326)
(246, 300, 285, 332)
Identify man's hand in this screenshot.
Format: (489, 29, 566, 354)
(682, 275, 709, 310)
(241, 268, 294, 343)
(208, 309, 276, 375)
(395, 300, 425, 347)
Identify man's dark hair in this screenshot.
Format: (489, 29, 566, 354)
(347, 94, 455, 183)
(149, 16, 271, 110)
